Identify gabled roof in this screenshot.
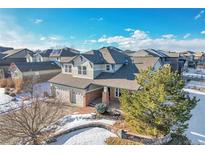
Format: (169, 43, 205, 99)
(49, 57, 147, 91)
(125, 49, 168, 58)
(83, 46, 128, 64)
(132, 57, 160, 71)
(12, 61, 61, 72)
(38, 49, 53, 57)
(49, 47, 80, 57)
(49, 73, 92, 89)
(2, 48, 33, 59)
(0, 46, 13, 53)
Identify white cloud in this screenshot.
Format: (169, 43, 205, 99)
(40, 37, 46, 41)
(33, 18, 43, 24)
(201, 30, 205, 34)
(0, 14, 65, 50)
(183, 33, 191, 39)
(84, 39, 97, 44)
(90, 17, 104, 21)
(96, 29, 205, 51)
(125, 28, 135, 32)
(194, 10, 204, 20)
(162, 34, 175, 39)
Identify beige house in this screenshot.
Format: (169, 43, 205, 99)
(0, 48, 34, 78)
(49, 46, 162, 107)
(10, 61, 61, 82)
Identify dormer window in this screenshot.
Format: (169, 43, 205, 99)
(106, 64, 111, 71)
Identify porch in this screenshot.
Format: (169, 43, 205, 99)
(87, 86, 120, 109)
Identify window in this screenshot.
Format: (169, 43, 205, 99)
(78, 66, 87, 75)
(65, 64, 72, 73)
(64, 65, 68, 72)
(78, 66, 82, 74)
(106, 64, 111, 71)
(115, 88, 121, 98)
(83, 66, 87, 75)
(68, 65, 72, 73)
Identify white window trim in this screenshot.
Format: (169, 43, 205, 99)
(78, 66, 87, 75)
(115, 88, 121, 98)
(64, 64, 72, 73)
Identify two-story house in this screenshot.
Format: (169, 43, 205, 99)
(125, 49, 182, 72)
(26, 49, 53, 62)
(0, 48, 34, 78)
(49, 46, 162, 108)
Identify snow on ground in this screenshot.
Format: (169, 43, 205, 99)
(47, 113, 117, 145)
(0, 88, 30, 115)
(184, 88, 205, 144)
(0, 82, 50, 115)
(50, 127, 117, 145)
(53, 113, 116, 133)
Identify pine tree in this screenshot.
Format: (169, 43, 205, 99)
(120, 65, 198, 137)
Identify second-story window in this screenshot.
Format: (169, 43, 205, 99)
(83, 66, 87, 75)
(106, 64, 111, 71)
(68, 65, 72, 73)
(78, 66, 82, 74)
(78, 66, 87, 75)
(65, 64, 72, 73)
(64, 65, 68, 72)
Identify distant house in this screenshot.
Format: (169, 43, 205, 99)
(0, 48, 34, 78)
(26, 47, 80, 66)
(180, 51, 205, 69)
(10, 61, 61, 83)
(26, 49, 53, 62)
(125, 49, 182, 72)
(49, 46, 162, 107)
(0, 46, 13, 53)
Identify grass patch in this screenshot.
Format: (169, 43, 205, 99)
(105, 137, 141, 145)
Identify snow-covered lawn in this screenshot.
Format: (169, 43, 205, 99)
(0, 82, 50, 115)
(0, 88, 30, 115)
(48, 113, 117, 145)
(50, 127, 117, 145)
(184, 88, 205, 144)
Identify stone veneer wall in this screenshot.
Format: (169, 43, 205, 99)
(117, 129, 172, 145)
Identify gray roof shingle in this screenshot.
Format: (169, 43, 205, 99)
(49, 47, 80, 57)
(49, 73, 93, 89)
(83, 46, 128, 64)
(13, 61, 61, 72)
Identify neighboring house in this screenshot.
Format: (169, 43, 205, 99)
(26, 47, 80, 65)
(179, 51, 205, 69)
(49, 47, 80, 63)
(10, 61, 61, 83)
(0, 48, 34, 78)
(125, 49, 182, 72)
(0, 46, 13, 53)
(49, 46, 162, 107)
(26, 49, 53, 62)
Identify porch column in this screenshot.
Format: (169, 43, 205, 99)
(102, 86, 109, 105)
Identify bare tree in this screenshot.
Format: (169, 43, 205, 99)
(0, 77, 65, 145)
(0, 97, 64, 145)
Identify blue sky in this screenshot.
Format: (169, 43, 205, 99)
(0, 8, 205, 51)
